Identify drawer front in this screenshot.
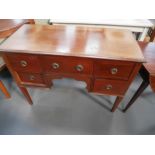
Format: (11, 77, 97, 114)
(18, 73, 45, 85)
(6, 54, 42, 73)
(94, 60, 134, 80)
(41, 56, 93, 75)
(93, 79, 128, 96)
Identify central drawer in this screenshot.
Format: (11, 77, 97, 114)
(41, 56, 93, 75)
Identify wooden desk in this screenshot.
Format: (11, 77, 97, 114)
(0, 24, 144, 112)
(124, 42, 155, 112)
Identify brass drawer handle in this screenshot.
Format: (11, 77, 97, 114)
(111, 68, 118, 74)
(106, 84, 112, 90)
(29, 75, 35, 81)
(20, 60, 27, 67)
(52, 63, 60, 69)
(75, 64, 84, 72)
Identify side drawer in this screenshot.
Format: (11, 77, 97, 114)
(6, 53, 42, 73)
(41, 56, 93, 75)
(94, 60, 135, 80)
(93, 79, 129, 96)
(18, 72, 45, 86)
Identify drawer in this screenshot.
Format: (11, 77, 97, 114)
(93, 79, 128, 96)
(94, 60, 135, 80)
(18, 73, 45, 85)
(6, 54, 42, 73)
(41, 56, 93, 75)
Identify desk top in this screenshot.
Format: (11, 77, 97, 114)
(0, 24, 144, 62)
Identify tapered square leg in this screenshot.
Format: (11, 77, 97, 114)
(111, 96, 123, 112)
(123, 80, 149, 112)
(19, 86, 33, 105)
(0, 80, 11, 98)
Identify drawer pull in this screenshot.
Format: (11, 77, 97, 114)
(20, 60, 27, 67)
(29, 75, 35, 81)
(75, 64, 84, 72)
(52, 63, 60, 69)
(111, 68, 118, 74)
(106, 84, 112, 90)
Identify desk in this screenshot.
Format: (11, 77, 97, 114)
(0, 24, 144, 112)
(124, 42, 155, 112)
(49, 19, 154, 41)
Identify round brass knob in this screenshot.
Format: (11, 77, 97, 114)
(111, 68, 118, 74)
(106, 84, 112, 90)
(29, 75, 35, 81)
(75, 64, 84, 72)
(20, 60, 27, 67)
(52, 63, 60, 69)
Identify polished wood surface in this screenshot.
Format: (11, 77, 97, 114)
(0, 24, 144, 112)
(0, 24, 144, 62)
(123, 42, 155, 112)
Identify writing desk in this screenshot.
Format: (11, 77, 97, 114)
(123, 42, 155, 112)
(0, 24, 144, 112)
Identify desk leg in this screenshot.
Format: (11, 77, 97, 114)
(111, 96, 123, 112)
(2, 54, 33, 105)
(19, 86, 33, 105)
(123, 80, 149, 112)
(0, 80, 11, 98)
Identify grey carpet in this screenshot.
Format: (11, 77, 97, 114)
(0, 68, 155, 135)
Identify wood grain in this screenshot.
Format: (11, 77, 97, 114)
(0, 24, 144, 62)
